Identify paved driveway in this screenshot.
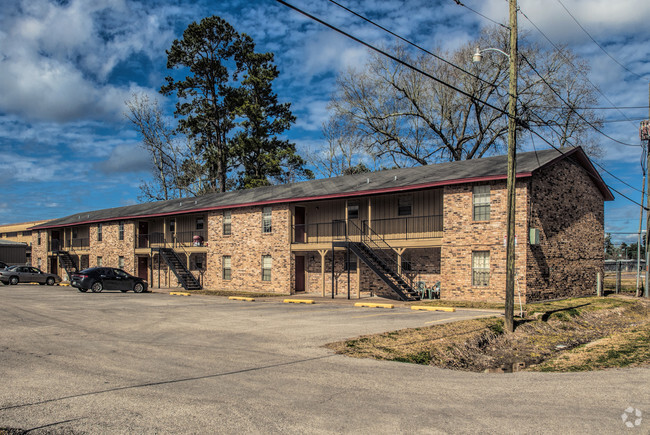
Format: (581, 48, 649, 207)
(1, 285, 648, 434)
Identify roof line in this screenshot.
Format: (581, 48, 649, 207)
(30, 172, 534, 230)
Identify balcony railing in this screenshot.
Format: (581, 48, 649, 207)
(174, 230, 207, 248)
(292, 215, 442, 244)
(137, 232, 165, 248)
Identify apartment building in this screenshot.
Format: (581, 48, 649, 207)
(30, 147, 612, 302)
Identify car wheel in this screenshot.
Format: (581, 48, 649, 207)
(91, 282, 103, 293)
(78, 288, 88, 293)
(46, 277, 55, 286)
(133, 283, 144, 293)
(9, 276, 18, 285)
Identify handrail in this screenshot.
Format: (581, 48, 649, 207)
(346, 220, 420, 294)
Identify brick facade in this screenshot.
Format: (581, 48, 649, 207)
(29, 149, 609, 302)
(526, 158, 605, 301)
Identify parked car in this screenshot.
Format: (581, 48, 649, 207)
(71, 267, 148, 293)
(0, 266, 61, 286)
(0, 261, 8, 270)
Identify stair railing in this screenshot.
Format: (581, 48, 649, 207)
(350, 220, 420, 297)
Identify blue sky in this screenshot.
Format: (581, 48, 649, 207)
(0, 0, 648, 243)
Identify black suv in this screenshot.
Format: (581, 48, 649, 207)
(71, 267, 148, 293)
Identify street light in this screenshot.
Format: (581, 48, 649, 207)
(472, 46, 510, 63)
(471, 0, 518, 333)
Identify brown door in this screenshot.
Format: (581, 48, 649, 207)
(49, 257, 58, 274)
(137, 257, 148, 280)
(295, 207, 305, 243)
(138, 222, 149, 248)
(295, 255, 305, 292)
(51, 230, 60, 251)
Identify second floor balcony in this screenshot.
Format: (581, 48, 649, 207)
(292, 215, 443, 245)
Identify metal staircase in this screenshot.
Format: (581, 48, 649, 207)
(54, 250, 78, 280)
(153, 247, 202, 290)
(333, 221, 420, 301)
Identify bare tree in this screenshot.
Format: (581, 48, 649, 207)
(308, 117, 375, 178)
(125, 94, 206, 201)
(329, 26, 603, 167)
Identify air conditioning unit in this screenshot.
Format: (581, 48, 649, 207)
(529, 228, 540, 245)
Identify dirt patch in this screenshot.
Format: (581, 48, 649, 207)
(326, 296, 650, 372)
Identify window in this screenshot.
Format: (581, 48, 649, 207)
(223, 256, 231, 280)
(223, 210, 231, 235)
(347, 200, 359, 220)
(472, 251, 490, 287)
(169, 219, 175, 233)
(6, 232, 18, 238)
(344, 254, 357, 271)
(72, 228, 78, 239)
(195, 217, 204, 230)
(37, 232, 41, 246)
(118, 256, 124, 269)
(22, 231, 32, 236)
(262, 255, 272, 281)
(37, 258, 41, 269)
(401, 258, 412, 272)
(398, 195, 412, 216)
(262, 207, 272, 233)
(118, 222, 124, 241)
(97, 256, 103, 267)
(473, 186, 491, 221)
(97, 223, 103, 242)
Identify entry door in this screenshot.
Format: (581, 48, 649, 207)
(137, 257, 148, 280)
(51, 231, 61, 251)
(294, 207, 305, 243)
(138, 222, 149, 248)
(295, 256, 305, 292)
(50, 257, 58, 274)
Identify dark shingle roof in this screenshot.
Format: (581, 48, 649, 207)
(31, 147, 612, 229)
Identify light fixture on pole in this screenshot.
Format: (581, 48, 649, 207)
(472, 0, 518, 332)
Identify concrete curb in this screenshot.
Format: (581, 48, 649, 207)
(354, 302, 394, 309)
(229, 296, 255, 302)
(284, 299, 315, 304)
(411, 305, 455, 312)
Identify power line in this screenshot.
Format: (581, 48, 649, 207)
(556, 0, 645, 80)
(517, 7, 642, 130)
(274, 0, 510, 116)
(450, 0, 509, 29)
(520, 52, 641, 148)
(326, 0, 496, 88)
(525, 107, 644, 194)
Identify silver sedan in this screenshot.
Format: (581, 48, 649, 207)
(0, 266, 62, 286)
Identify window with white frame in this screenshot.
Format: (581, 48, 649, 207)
(262, 207, 272, 233)
(473, 186, 490, 221)
(222, 255, 231, 280)
(262, 255, 272, 281)
(472, 251, 490, 287)
(196, 217, 204, 230)
(118, 256, 124, 269)
(118, 222, 124, 241)
(97, 256, 103, 267)
(223, 210, 231, 235)
(97, 223, 103, 241)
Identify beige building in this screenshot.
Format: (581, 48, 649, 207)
(30, 147, 612, 303)
(0, 220, 50, 266)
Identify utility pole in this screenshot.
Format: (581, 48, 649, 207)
(640, 84, 650, 298)
(636, 174, 644, 297)
(504, 0, 519, 332)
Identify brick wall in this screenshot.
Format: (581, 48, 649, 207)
(526, 158, 604, 301)
(204, 205, 292, 294)
(440, 180, 529, 302)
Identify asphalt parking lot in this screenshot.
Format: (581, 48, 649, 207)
(1, 284, 649, 434)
